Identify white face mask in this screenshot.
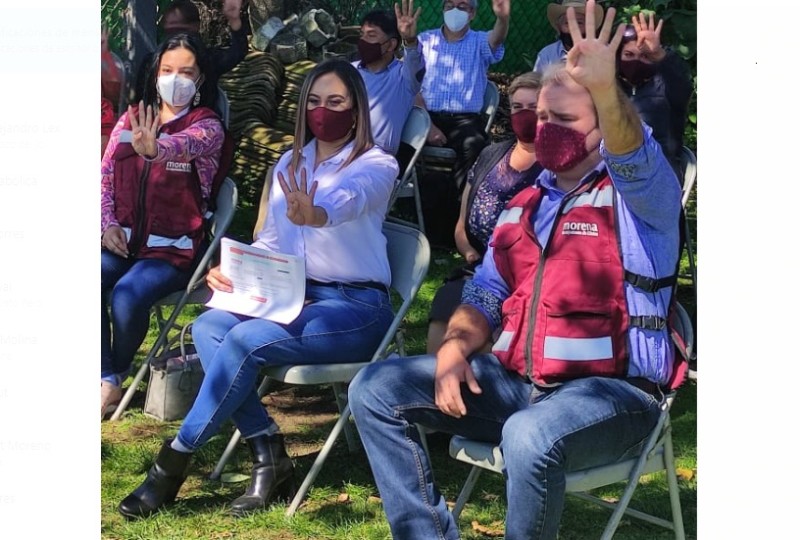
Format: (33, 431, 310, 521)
(157, 73, 198, 107)
(443, 8, 470, 33)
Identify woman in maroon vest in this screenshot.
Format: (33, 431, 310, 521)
(100, 33, 225, 420)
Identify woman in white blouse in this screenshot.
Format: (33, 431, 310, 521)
(119, 59, 399, 520)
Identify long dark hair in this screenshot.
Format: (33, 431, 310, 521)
(142, 32, 217, 112)
(291, 59, 374, 171)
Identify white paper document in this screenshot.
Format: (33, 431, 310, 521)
(206, 238, 306, 324)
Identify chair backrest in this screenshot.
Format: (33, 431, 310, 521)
(388, 107, 432, 209)
(367, 221, 431, 362)
(398, 106, 431, 179)
(679, 146, 697, 209)
(209, 177, 238, 241)
(482, 81, 500, 135)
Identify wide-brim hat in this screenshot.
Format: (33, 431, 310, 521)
(547, 0, 604, 31)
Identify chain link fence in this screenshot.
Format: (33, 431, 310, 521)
(101, 0, 558, 75)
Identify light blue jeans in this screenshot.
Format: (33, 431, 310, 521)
(175, 282, 394, 451)
(348, 353, 662, 540)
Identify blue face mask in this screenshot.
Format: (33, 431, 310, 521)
(443, 8, 470, 32)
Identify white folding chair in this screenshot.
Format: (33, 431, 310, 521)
(110, 178, 239, 420)
(209, 221, 431, 516)
(448, 303, 693, 540)
(386, 106, 432, 233)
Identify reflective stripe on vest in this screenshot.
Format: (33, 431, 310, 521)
(542, 336, 613, 361)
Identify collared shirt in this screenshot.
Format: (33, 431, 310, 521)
(253, 140, 399, 286)
(464, 124, 681, 383)
(353, 45, 425, 155)
(417, 28, 504, 113)
(533, 40, 567, 73)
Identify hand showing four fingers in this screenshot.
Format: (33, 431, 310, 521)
(564, 0, 625, 93)
(128, 101, 160, 159)
(395, 0, 421, 42)
(277, 166, 324, 227)
(632, 11, 666, 61)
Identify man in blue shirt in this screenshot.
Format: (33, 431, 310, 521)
(416, 0, 509, 196)
(348, 2, 682, 538)
(353, 3, 425, 155)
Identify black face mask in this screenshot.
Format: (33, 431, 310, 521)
(619, 59, 658, 86)
(357, 38, 389, 65)
(559, 32, 573, 50)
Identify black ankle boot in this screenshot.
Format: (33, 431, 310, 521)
(118, 439, 192, 519)
(230, 433, 295, 516)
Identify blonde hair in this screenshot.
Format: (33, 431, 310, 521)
(291, 59, 374, 171)
(507, 71, 543, 100)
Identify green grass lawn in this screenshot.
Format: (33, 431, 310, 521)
(101, 232, 698, 539)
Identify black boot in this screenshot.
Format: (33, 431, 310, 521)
(118, 439, 192, 519)
(230, 433, 295, 516)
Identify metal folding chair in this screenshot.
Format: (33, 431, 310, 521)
(110, 177, 239, 420)
(447, 303, 693, 540)
(208, 221, 431, 516)
(386, 106, 432, 233)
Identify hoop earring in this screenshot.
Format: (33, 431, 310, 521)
(193, 91, 201, 106)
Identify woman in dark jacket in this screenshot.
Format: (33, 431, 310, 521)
(617, 12, 693, 176)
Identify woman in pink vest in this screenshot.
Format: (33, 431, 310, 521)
(100, 32, 225, 420)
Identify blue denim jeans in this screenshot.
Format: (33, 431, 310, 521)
(101, 250, 191, 379)
(348, 353, 662, 540)
(175, 282, 394, 452)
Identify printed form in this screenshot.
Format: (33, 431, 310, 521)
(206, 237, 305, 324)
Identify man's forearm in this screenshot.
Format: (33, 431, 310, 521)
(439, 304, 492, 357)
(489, 17, 509, 50)
(591, 83, 643, 155)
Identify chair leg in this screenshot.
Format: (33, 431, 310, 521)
(110, 300, 191, 421)
(286, 404, 353, 516)
(411, 169, 425, 234)
(599, 411, 672, 540)
(662, 429, 686, 540)
(451, 466, 482, 521)
(332, 382, 358, 453)
(683, 216, 697, 302)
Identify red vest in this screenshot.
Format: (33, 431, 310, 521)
(112, 106, 221, 270)
(491, 173, 631, 385)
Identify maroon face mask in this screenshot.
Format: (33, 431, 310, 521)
(510, 109, 538, 144)
(619, 59, 658, 86)
(357, 38, 387, 65)
(306, 106, 354, 142)
(534, 122, 591, 173)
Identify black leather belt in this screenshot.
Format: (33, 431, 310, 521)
(307, 279, 388, 293)
(626, 377, 665, 398)
(429, 111, 480, 118)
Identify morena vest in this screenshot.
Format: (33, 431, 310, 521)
(490, 172, 678, 386)
(112, 106, 222, 271)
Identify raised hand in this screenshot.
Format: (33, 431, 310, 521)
(564, 0, 625, 93)
(395, 0, 421, 42)
(492, 0, 510, 20)
(128, 101, 160, 158)
(277, 165, 321, 226)
(632, 11, 665, 61)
